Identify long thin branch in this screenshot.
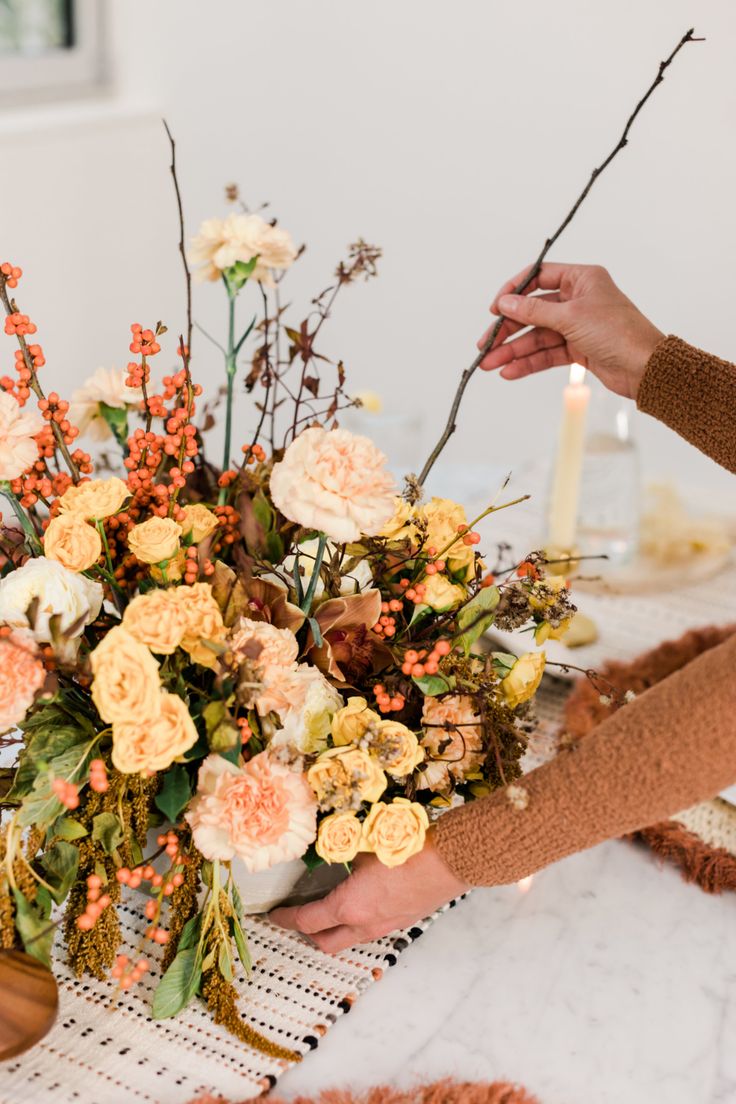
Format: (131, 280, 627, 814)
(163, 119, 193, 367)
(417, 27, 702, 488)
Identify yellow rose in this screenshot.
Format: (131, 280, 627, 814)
(369, 720, 424, 777)
(308, 746, 387, 811)
(315, 811, 363, 864)
(58, 476, 130, 520)
(421, 573, 466, 611)
(128, 516, 182, 565)
(501, 651, 546, 708)
(181, 503, 220, 544)
(122, 589, 189, 654)
(90, 625, 161, 724)
(379, 497, 416, 542)
(44, 513, 101, 573)
(151, 550, 186, 583)
(419, 497, 476, 581)
(360, 798, 429, 867)
(112, 692, 198, 774)
(175, 582, 226, 668)
(331, 696, 381, 746)
(534, 617, 573, 644)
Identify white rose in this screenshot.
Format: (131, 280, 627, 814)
(273, 671, 344, 755)
(0, 557, 103, 651)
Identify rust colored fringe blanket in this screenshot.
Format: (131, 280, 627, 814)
(564, 624, 736, 894)
(187, 1078, 539, 1104)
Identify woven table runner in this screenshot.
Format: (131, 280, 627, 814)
(0, 683, 569, 1104)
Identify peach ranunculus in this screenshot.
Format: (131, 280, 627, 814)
(43, 513, 102, 573)
(69, 366, 143, 442)
(58, 476, 130, 520)
(175, 582, 226, 668)
(315, 811, 362, 864)
(307, 746, 387, 812)
(419, 497, 477, 582)
(180, 503, 220, 544)
(112, 692, 198, 774)
(189, 213, 297, 288)
(360, 798, 429, 867)
(0, 391, 42, 480)
(269, 426, 396, 544)
(128, 516, 182, 565)
(185, 751, 317, 872)
(90, 625, 162, 724)
(418, 694, 485, 793)
(122, 589, 189, 655)
(0, 629, 45, 734)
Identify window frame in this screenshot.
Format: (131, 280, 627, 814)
(0, 0, 105, 102)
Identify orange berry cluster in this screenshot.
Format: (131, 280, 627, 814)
(372, 683, 405, 714)
(241, 442, 266, 465)
(374, 596, 403, 638)
(398, 577, 428, 605)
(1, 345, 47, 406)
(89, 758, 109, 794)
(457, 523, 482, 546)
(129, 323, 161, 358)
(237, 716, 253, 743)
(111, 953, 150, 992)
(212, 503, 241, 552)
(400, 638, 451, 678)
(516, 561, 539, 580)
(52, 777, 80, 810)
(0, 261, 22, 288)
(76, 874, 112, 932)
(3, 311, 36, 338)
(218, 468, 238, 489)
(481, 572, 496, 588)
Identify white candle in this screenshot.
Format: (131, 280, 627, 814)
(547, 363, 590, 550)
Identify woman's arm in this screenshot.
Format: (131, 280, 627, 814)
(478, 262, 736, 473)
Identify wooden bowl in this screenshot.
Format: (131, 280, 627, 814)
(0, 950, 59, 1061)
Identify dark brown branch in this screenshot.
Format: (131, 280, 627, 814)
(417, 27, 702, 488)
(162, 119, 193, 367)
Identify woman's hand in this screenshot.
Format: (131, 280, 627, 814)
(269, 832, 470, 954)
(478, 262, 665, 400)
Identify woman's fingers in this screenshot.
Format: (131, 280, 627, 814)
(269, 894, 340, 935)
(490, 261, 572, 313)
(477, 294, 561, 352)
(480, 325, 567, 371)
(310, 925, 360, 954)
(499, 343, 571, 380)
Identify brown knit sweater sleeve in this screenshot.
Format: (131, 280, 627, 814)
(434, 630, 736, 886)
(636, 335, 736, 472)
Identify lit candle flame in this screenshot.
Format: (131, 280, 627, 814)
(517, 875, 533, 894)
(569, 363, 587, 386)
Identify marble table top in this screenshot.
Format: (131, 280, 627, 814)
(278, 838, 736, 1104)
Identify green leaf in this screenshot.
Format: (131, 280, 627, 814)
(154, 764, 192, 822)
(98, 402, 129, 449)
(13, 702, 99, 829)
(12, 890, 55, 968)
(177, 912, 202, 952)
(231, 916, 252, 977)
(491, 651, 518, 678)
(264, 531, 284, 564)
(412, 673, 456, 697)
(252, 490, 275, 533)
(202, 701, 239, 753)
(456, 586, 500, 655)
(151, 946, 202, 1019)
(51, 816, 88, 842)
(230, 881, 244, 924)
(409, 603, 431, 627)
(200, 860, 214, 889)
(218, 937, 234, 983)
(91, 811, 124, 855)
(301, 843, 324, 872)
(40, 841, 79, 905)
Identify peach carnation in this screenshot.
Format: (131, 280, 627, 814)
(112, 692, 198, 774)
(418, 694, 485, 792)
(189, 213, 297, 287)
(0, 391, 43, 481)
(186, 751, 317, 872)
(269, 426, 396, 544)
(229, 616, 300, 716)
(0, 629, 45, 734)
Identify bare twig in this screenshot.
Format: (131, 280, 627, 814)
(163, 119, 193, 367)
(417, 27, 702, 487)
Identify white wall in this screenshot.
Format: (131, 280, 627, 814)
(1, 0, 734, 500)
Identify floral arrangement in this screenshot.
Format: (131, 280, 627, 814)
(0, 159, 577, 1049)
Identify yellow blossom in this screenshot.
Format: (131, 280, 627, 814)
(331, 696, 380, 746)
(360, 798, 429, 867)
(180, 503, 220, 544)
(58, 476, 130, 520)
(44, 513, 101, 573)
(501, 651, 546, 708)
(315, 811, 363, 864)
(128, 516, 182, 565)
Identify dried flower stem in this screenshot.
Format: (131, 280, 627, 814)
(163, 120, 193, 368)
(417, 27, 702, 488)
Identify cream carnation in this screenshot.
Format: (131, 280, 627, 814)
(270, 427, 396, 543)
(186, 751, 317, 872)
(0, 391, 42, 480)
(0, 557, 103, 647)
(69, 366, 143, 442)
(112, 692, 198, 774)
(0, 629, 45, 734)
(189, 213, 297, 287)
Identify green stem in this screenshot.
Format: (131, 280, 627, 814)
(1, 485, 42, 554)
(219, 292, 238, 505)
(300, 532, 328, 614)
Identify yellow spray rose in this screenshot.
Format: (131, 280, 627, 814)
(369, 720, 424, 777)
(331, 696, 380, 746)
(112, 692, 198, 774)
(122, 589, 189, 655)
(175, 582, 226, 668)
(90, 625, 161, 724)
(58, 476, 130, 520)
(379, 497, 416, 542)
(419, 497, 476, 581)
(128, 516, 182, 565)
(44, 513, 101, 573)
(534, 617, 573, 644)
(308, 746, 387, 810)
(360, 798, 429, 867)
(501, 651, 546, 708)
(315, 811, 363, 864)
(421, 573, 466, 612)
(180, 503, 219, 544)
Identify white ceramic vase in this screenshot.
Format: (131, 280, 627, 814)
(230, 856, 350, 915)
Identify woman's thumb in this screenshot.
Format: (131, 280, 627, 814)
(497, 293, 563, 331)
